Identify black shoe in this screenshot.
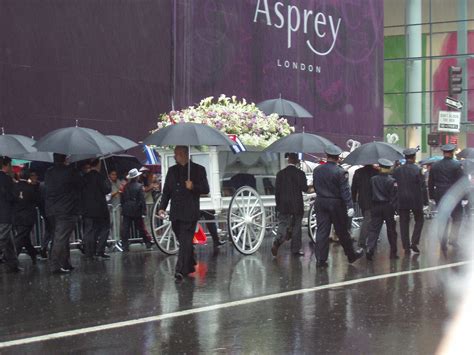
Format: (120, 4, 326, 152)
(348, 248, 364, 263)
(65, 265, 75, 271)
(214, 239, 227, 247)
(366, 249, 374, 261)
(97, 253, 111, 259)
(316, 260, 328, 268)
(145, 241, 153, 249)
(52, 268, 70, 275)
(271, 241, 280, 257)
(292, 250, 305, 256)
(410, 245, 420, 254)
(174, 272, 184, 282)
(7, 266, 23, 273)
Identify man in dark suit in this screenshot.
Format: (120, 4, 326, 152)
(82, 159, 112, 259)
(158, 146, 210, 281)
(393, 148, 428, 254)
(0, 156, 21, 272)
(271, 153, 308, 257)
(45, 153, 84, 274)
(13, 168, 41, 264)
(312, 145, 363, 267)
(351, 164, 378, 249)
(428, 144, 466, 251)
(366, 159, 398, 260)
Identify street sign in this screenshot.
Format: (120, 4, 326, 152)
(445, 96, 463, 110)
(438, 110, 461, 133)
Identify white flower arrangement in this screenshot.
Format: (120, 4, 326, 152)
(154, 95, 293, 148)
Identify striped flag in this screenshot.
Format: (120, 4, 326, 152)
(143, 145, 160, 165)
(227, 134, 246, 154)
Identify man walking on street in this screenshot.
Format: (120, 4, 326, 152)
(45, 153, 84, 274)
(0, 156, 21, 272)
(312, 145, 363, 267)
(393, 148, 428, 254)
(82, 159, 112, 259)
(272, 153, 308, 257)
(158, 146, 210, 281)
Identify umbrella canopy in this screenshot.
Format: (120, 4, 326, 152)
(143, 122, 234, 147)
(34, 126, 123, 155)
(457, 147, 474, 159)
(343, 141, 404, 166)
(256, 95, 313, 118)
(0, 132, 36, 157)
(263, 132, 333, 154)
(106, 135, 138, 151)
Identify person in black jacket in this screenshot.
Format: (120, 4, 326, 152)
(82, 159, 112, 259)
(366, 159, 398, 260)
(271, 153, 308, 257)
(120, 168, 148, 251)
(45, 153, 84, 274)
(0, 156, 21, 272)
(428, 144, 466, 251)
(393, 148, 428, 254)
(312, 145, 364, 267)
(13, 168, 41, 264)
(351, 164, 378, 249)
(158, 146, 210, 281)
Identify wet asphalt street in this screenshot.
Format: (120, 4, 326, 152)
(0, 219, 472, 354)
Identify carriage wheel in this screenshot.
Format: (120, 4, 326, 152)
(227, 186, 266, 255)
(150, 196, 179, 255)
(307, 202, 317, 243)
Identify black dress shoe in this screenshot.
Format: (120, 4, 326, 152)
(366, 249, 374, 261)
(97, 253, 111, 259)
(348, 248, 364, 263)
(292, 250, 305, 256)
(410, 244, 420, 254)
(316, 260, 328, 268)
(52, 268, 70, 275)
(214, 240, 227, 247)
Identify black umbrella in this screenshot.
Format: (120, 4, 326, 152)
(256, 95, 313, 118)
(34, 126, 123, 155)
(263, 132, 333, 154)
(102, 154, 142, 176)
(0, 130, 36, 157)
(106, 135, 138, 151)
(143, 122, 235, 178)
(343, 141, 404, 166)
(457, 147, 474, 159)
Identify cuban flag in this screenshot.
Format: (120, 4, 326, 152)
(227, 134, 246, 154)
(143, 145, 160, 165)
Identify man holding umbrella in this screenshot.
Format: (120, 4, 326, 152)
(158, 146, 210, 281)
(271, 153, 308, 257)
(312, 145, 364, 267)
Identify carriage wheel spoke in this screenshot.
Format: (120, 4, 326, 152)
(231, 220, 246, 230)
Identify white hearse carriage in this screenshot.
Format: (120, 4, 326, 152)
(150, 146, 287, 255)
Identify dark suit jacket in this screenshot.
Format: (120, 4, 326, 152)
(0, 171, 15, 224)
(13, 180, 41, 226)
(45, 164, 84, 217)
(82, 170, 111, 218)
(393, 163, 428, 210)
(159, 161, 209, 222)
(428, 157, 465, 202)
(275, 165, 308, 215)
(120, 180, 146, 218)
(351, 165, 377, 212)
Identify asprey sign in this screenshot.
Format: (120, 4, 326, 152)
(438, 111, 461, 133)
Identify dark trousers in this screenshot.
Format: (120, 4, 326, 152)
(121, 216, 150, 248)
(274, 213, 303, 252)
(314, 198, 356, 262)
(41, 216, 53, 251)
(83, 217, 110, 256)
(14, 225, 37, 258)
(49, 215, 78, 271)
(0, 223, 19, 270)
(171, 220, 197, 276)
(358, 209, 372, 248)
(366, 203, 397, 253)
(398, 208, 424, 250)
(200, 210, 219, 243)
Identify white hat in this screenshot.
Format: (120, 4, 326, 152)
(126, 168, 142, 180)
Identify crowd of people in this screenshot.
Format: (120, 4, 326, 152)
(0, 142, 470, 279)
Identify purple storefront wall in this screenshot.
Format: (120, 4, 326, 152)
(0, 0, 383, 147)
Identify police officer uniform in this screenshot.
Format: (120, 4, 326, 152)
(428, 144, 466, 250)
(366, 159, 398, 260)
(312, 145, 363, 267)
(392, 148, 428, 253)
